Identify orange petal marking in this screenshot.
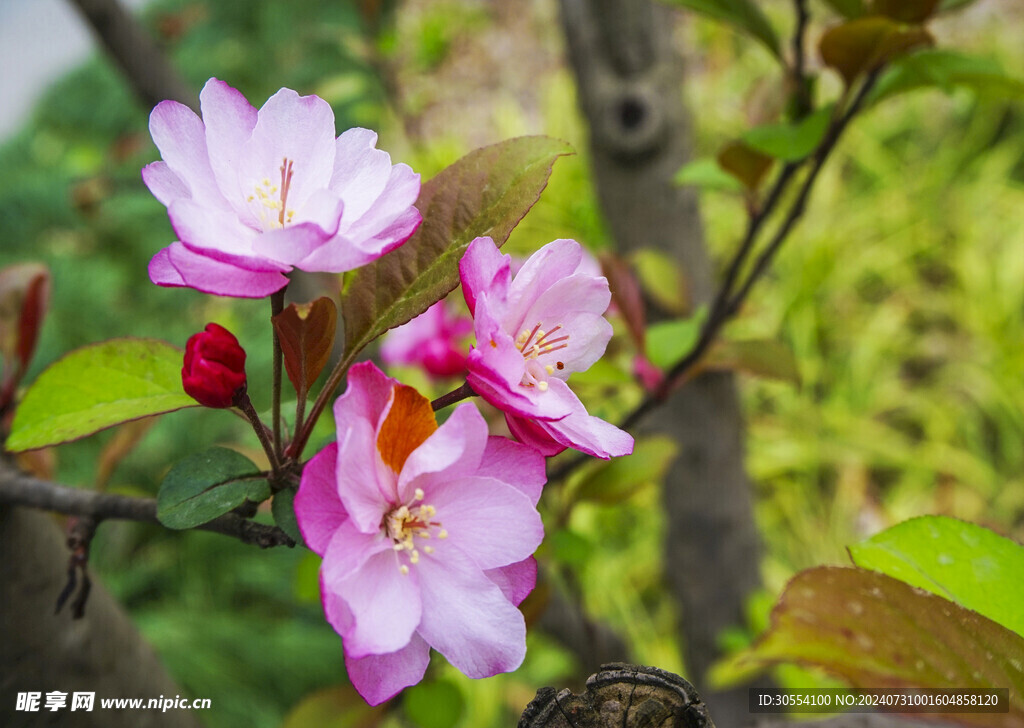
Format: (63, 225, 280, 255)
(377, 385, 438, 473)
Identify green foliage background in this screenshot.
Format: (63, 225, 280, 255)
(1, 0, 1021, 726)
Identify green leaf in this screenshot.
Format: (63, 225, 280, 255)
(870, 50, 1024, 105)
(157, 447, 269, 529)
(631, 248, 690, 315)
(645, 312, 705, 370)
(272, 489, 306, 548)
(674, 158, 745, 193)
(703, 338, 801, 385)
(403, 680, 465, 728)
(549, 529, 593, 568)
(7, 338, 196, 452)
(573, 435, 677, 505)
(849, 516, 1024, 637)
(742, 106, 834, 161)
(716, 567, 1024, 728)
(664, 0, 781, 58)
(341, 136, 574, 360)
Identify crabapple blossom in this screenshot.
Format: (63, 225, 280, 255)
(295, 362, 545, 705)
(459, 237, 633, 458)
(380, 299, 472, 379)
(143, 78, 421, 297)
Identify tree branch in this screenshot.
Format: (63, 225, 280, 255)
(66, 0, 196, 112)
(0, 463, 295, 549)
(549, 69, 883, 487)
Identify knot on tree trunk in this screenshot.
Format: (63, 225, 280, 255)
(519, 663, 716, 728)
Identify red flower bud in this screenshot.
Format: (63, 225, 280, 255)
(182, 323, 247, 408)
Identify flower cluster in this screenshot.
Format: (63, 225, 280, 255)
(154, 80, 633, 706)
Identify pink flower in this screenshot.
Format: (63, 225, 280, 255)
(380, 300, 472, 379)
(295, 362, 545, 705)
(143, 78, 421, 298)
(459, 237, 634, 459)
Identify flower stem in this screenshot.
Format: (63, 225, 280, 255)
(288, 347, 359, 460)
(431, 382, 477, 411)
(270, 288, 285, 459)
(236, 392, 281, 475)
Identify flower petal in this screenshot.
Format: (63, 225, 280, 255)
(339, 161, 421, 241)
(244, 87, 336, 213)
(330, 128, 394, 220)
(322, 519, 391, 587)
(148, 99, 225, 206)
(416, 545, 527, 678)
(335, 548, 422, 658)
(397, 403, 486, 503)
(250, 221, 338, 267)
(168, 198, 270, 265)
(425, 476, 543, 570)
(345, 633, 431, 706)
(333, 363, 400, 531)
(506, 238, 583, 327)
(515, 275, 613, 376)
(148, 246, 186, 288)
(485, 557, 537, 607)
(141, 161, 189, 206)
(460, 237, 511, 318)
(478, 436, 546, 504)
(156, 242, 289, 297)
(465, 333, 576, 421)
(505, 413, 567, 457)
(200, 78, 258, 223)
(509, 380, 634, 459)
(295, 443, 347, 556)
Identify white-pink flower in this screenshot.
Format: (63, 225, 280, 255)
(295, 362, 545, 705)
(143, 78, 421, 298)
(459, 237, 633, 458)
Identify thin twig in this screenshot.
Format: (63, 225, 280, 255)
(431, 382, 477, 412)
(0, 464, 295, 548)
(289, 346, 359, 459)
(548, 71, 883, 486)
(236, 393, 281, 475)
(270, 289, 285, 460)
(791, 0, 812, 117)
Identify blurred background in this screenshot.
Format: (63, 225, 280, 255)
(0, 0, 1021, 726)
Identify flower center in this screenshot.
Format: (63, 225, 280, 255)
(246, 157, 296, 230)
(515, 324, 568, 391)
(383, 488, 446, 575)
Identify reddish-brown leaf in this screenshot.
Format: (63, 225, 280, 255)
(599, 252, 646, 351)
(730, 567, 1024, 728)
(820, 17, 933, 86)
(272, 297, 338, 397)
(717, 140, 774, 191)
(0, 263, 50, 377)
(870, 0, 940, 24)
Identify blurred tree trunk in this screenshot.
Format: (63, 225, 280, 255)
(558, 1, 764, 724)
(0, 506, 201, 728)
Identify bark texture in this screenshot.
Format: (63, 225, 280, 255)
(0, 506, 201, 728)
(558, 1, 763, 724)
